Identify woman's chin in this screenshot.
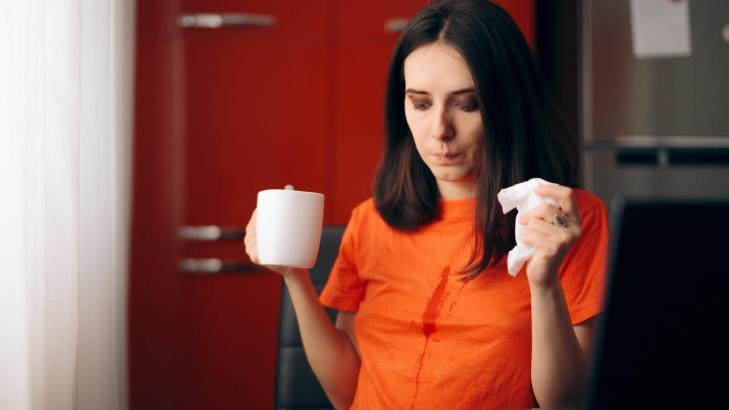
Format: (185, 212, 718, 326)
(431, 170, 474, 184)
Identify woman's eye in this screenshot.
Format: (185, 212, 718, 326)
(456, 99, 479, 112)
(413, 101, 431, 110)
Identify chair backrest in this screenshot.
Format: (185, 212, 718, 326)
(585, 198, 729, 409)
(275, 225, 344, 410)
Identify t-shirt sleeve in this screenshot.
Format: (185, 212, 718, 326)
(559, 199, 610, 325)
(318, 207, 367, 312)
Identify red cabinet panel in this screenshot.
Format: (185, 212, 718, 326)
(182, 40, 330, 226)
(176, 12, 331, 409)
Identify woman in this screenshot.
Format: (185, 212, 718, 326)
(245, 1, 609, 408)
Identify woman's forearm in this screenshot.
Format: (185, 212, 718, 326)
(530, 279, 588, 408)
(283, 268, 360, 409)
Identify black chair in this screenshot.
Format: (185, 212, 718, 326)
(275, 226, 344, 410)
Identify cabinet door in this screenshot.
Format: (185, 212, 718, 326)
(181, 18, 330, 410)
(131, 1, 330, 409)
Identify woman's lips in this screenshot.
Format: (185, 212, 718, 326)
(431, 152, 462, 164)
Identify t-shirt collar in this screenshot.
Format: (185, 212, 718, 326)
(438, 197, 476, 219)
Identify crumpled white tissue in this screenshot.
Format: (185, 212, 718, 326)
(497, 178, 558, 276)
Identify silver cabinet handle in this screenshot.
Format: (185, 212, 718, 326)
(178, 13, 277, 29)
(178, 258, 259, 274)
(384, 18, 408, 33)
(178, 225, 245, 241)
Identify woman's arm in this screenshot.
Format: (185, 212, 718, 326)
(529, 281, 595, 407)
(244, 209, 360, 409)
(518, 185, 600, 407)
(283, 269, 361, 409)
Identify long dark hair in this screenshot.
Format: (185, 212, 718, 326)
(373, 0, 577, 279)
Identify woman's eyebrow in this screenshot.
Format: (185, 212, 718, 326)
(405, 87, 476, 95)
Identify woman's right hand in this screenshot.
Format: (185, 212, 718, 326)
(244, 208, 294, 276)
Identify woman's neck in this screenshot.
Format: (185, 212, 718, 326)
(437, 179, 477, 200)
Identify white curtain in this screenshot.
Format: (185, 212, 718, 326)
(0, 1, 135, 409)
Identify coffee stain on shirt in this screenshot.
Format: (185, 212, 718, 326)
(422, 266, 451, 337)
(412, 266, 452, 408)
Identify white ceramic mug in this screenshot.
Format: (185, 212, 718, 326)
(256, 187, 325, 269)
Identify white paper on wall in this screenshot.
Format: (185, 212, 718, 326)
(630, 0, 692, 58)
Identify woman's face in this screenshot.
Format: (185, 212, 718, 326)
(403, 42, 484, 198)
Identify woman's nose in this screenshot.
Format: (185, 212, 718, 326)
(431, 107, 455, 141)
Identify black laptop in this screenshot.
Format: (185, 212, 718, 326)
(584, 197, 729, 409)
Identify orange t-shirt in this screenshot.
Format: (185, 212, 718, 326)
(319, 189, 609, 409)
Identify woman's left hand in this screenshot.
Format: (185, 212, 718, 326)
(519, 184, 582, 289)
